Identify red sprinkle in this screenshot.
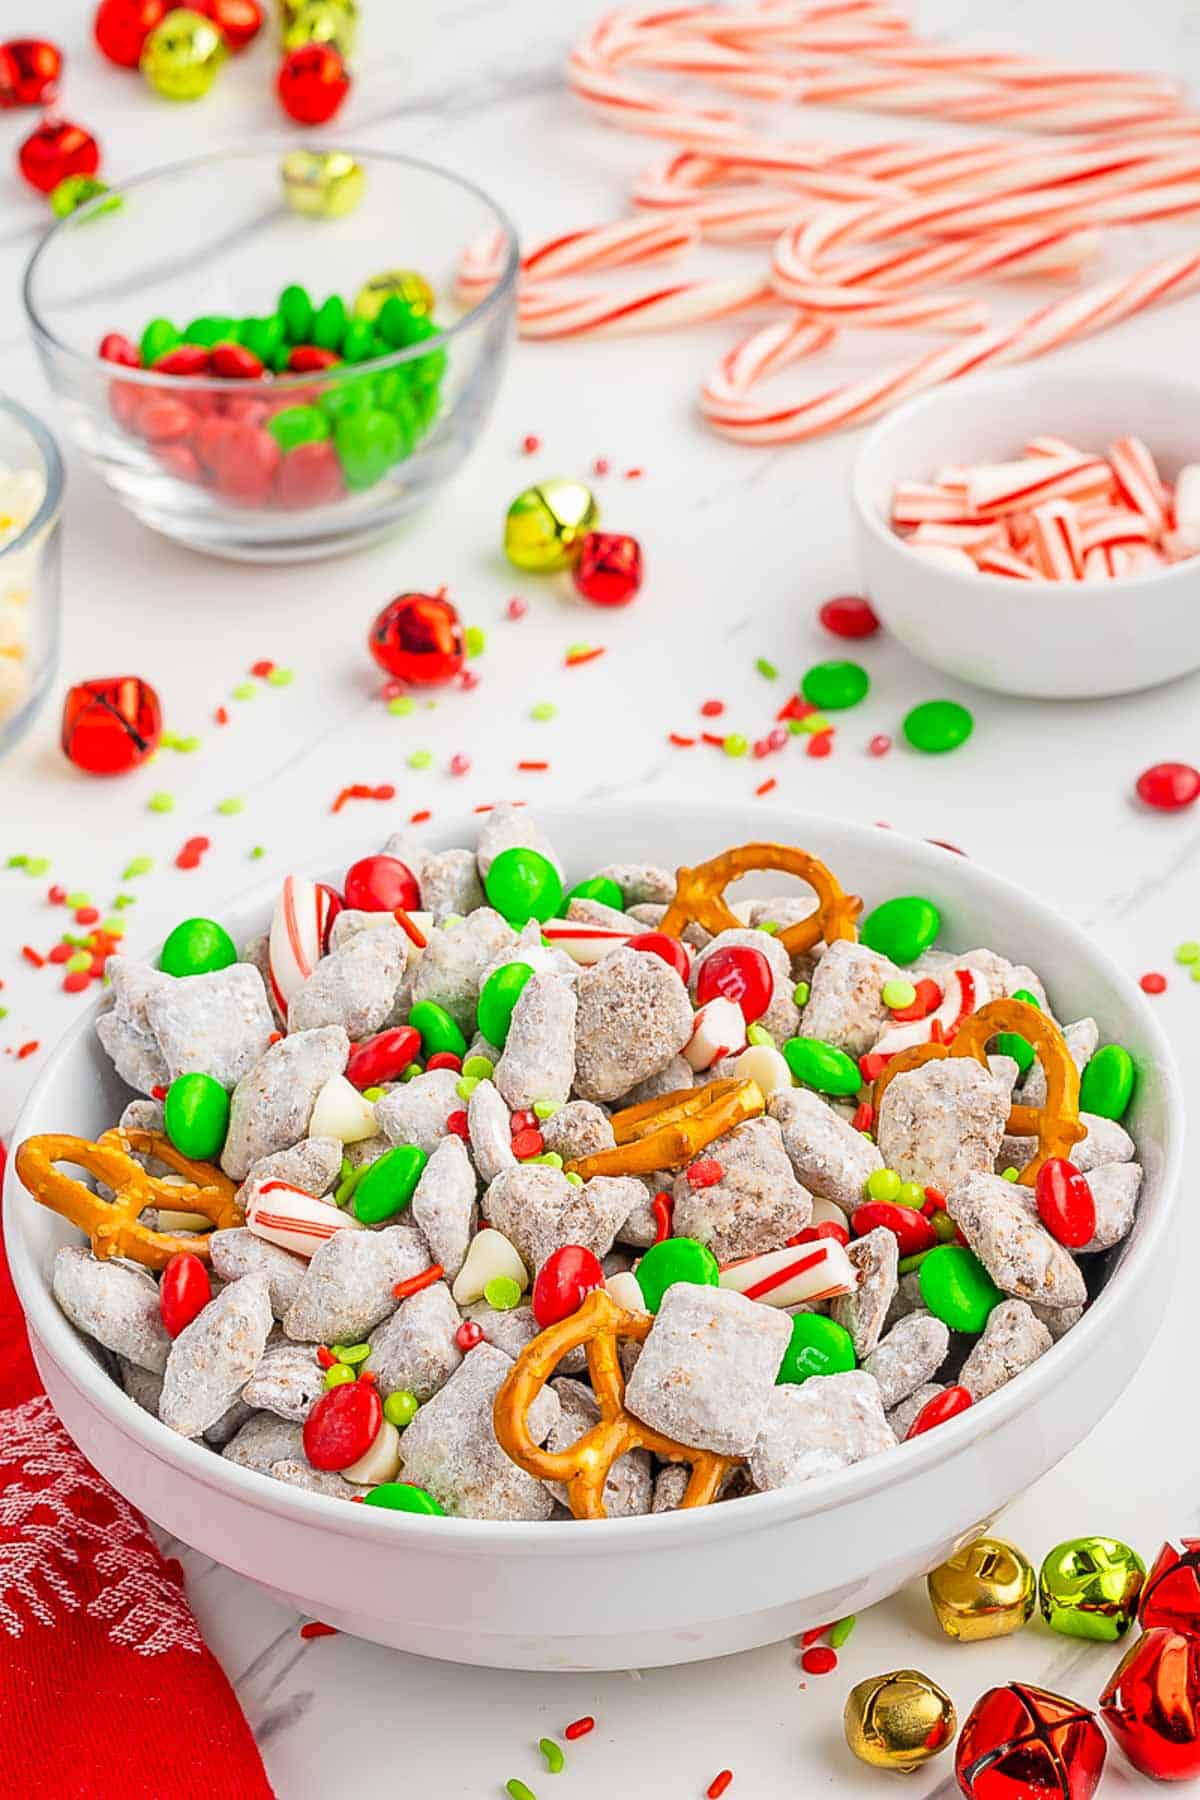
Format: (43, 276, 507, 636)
(299, 1621, 339, 1640)
(215, 706, 229, 725)
(47, 885, 66, 904)
(700, 699, 725, 717)
(755, 778, 777, 797)
(459, 668, 481, 690)
(505, 596, 528, 620)
(449, 753, 471, 777)
(686, 1158, 723, 1189)
(392, 1264, 445, 1302)
(332, 782, 395, 814)
(806, 731, 834, 758)
(446, 1109, 470, 1140)
(316, 1346, 337, 1369)
(801, 1646, 838, 1675)
(1140, 971, 1167, 994)
(455, 1320, 485, 1352)
(624, 467, 643, 479)
(668, 733, 697, 748)
(409, 810, 432, 825)
(851, 1102, 874, 1133)
(592, 457, 610, 476)
(250, 659, 275, 678)
(859, 1052, 890, 1083)
(788, 1220, 850, 1249)
(564, 1718, 595, 1741)
(517, 760, 549, 772)
(62, 971, 91, 994)
(818, 594, 879, 639)
(776, 695, 816, 724)
(74, 906, 100, 925)
(21, 946, 45, 968)
(48, 943, 71, 964)
(509, 1110, 536, 1133)
(708, 1773, 734, 1799)
(868, 734, 892, 757)
(175, 836, 210, 871)
(511, 1127, 545, 1160)
(521, 434, 541, 454)
(801, 1622, 833, 1646)
(565, 645, 606, 667)
(17, 1042, 39, 1060)
(651, 1191, 673, 1243)
(701, 732, 727, 749)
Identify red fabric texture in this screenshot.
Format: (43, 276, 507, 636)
(0, 1144, 275, 1799)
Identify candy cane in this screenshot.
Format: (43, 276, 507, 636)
(718, 1238, 857, 1306)
(246, 1181, 361, 1258)
(267, 875, 334, 1019)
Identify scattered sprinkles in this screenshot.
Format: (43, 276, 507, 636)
(801, 1645, 839, 1675)
(216, 796, 245, 817)
(174, 837, 209, 871)
(332, 783, 396, 814)
(408, 750, 434, 771)
(565, 643, 605, 667)
(506, 596, 528, 620)
(755, 657, 778, 680)
(147, 792, 175, 813)
(755, 777, 777, 797)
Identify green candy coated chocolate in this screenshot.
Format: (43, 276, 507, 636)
(163, 1071, 230, 1162)
(800, 660, 870, 711)
(339, 318, 378, 363)
(476, 962, 534, 1048)
(782, 1035, 862, 1097)
(140, 318, 179, 364)
(860, 895, 941, 966)
(239, 314, 286, 366)
(565, 877, 625, 912)
(363, 1481, 445, 1515)
(375, 295, 427, 347)
(1079, 1043, 1135, 1121)
(634, 1237, 720, 1313)
(483, 847, 564, 927)
(777, 1312, 856, 1385)
(184, 314, 236, 347)
(334, 409, 402, 489)
(918, 1244, 1002, 1334)
(407, 1000, 467, 1059)
(903, 699, 974, 754)
(159, 916, 238, 978)
(353, 1144, 429, 1223)
(320, 377, 374, 421)
(278, 283, 314, 343)
(312, 294, 348, 351)
(268, 405, 330, 451)
(994, 987, 1041, 1075)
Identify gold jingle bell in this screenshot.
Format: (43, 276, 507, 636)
(140, 8, 226, 101)
(504, 479, 599, 573)
(844, 1669, 957, 1774)
(282, 0, 358, 57)
(927, 1535, 1037, 1642)
(1039, 1536, 1146, 1643)
(281, 150, 365, 221)
(354, 269, 436, 323)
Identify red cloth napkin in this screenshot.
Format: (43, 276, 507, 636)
(0, 1145, 275, 1800)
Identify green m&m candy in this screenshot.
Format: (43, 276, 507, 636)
(184, 314, 237, 346)
(1079, 1043, 1135, 1121)
(140, 318, 180, 364)
(278, 283, 314, 342)
(239, 314, 286, 366)
(860, 895, 941, 966)
(634, 1237, 719, 1313)
(565, 876, 625, 912)
(407, 1000, 467, 1060)
(777, 1313, 856, 1385)
(994, 987, 1041, 1075)
(918, 1244, 1002, 1334)
(363, 1481, 445, 1515)
(801, 660, 870, 711)
(353, 1143, 429, 1223)
(782, 1035, 862, 1097)
(163, 1071, 230, 1162)
(267, 404, 329, 451)
(312, 293, 348, 350)
(340, 317, 378, 363)
(476, 962, 534, 1048)
(484, 846, 564, 927)
(159, 916, 238, 978)
(903, 699, 974, 754)
(334, 409, 403, 489)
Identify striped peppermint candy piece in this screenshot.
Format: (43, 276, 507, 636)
(268, 875, 336, 1019)
(540, 919, 633, 964)
(682, 996, 746, 1071)
(718, 1239, 857, 1308)
(245, 1181, 361, 1258)
(871, 965, 995, 1058)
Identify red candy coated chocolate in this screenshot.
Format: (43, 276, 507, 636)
(956, 1683, 1106, 1800)
(695, 944, 773, 1024)
(211, 421, 280, 504)
(1136, 761, 1200, 812)
(159, 1251, 211, 1338)
(1035, 1157, 1096, 1249)
(818, 594, 879, 639)
(851, 1201, 935, 1258)
(277, 439, 343, 508)
(532, 1244, 605, 1328)
(905, 1383, 971, 1441)
(345, 1026, 421, 1090)
(210, 341, 265, 381)
(303, 1379, 382, 1471)
(626, 931, 690, 981)
(343, 854, 420, 914)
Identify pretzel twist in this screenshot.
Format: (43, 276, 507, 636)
(14, 1128, 242, 1270)
(657, 841, 862, 957)
(493, 1287, 742, 1519)
(568, 1076, 765, 1180)
(870, 997, 1086, 1184)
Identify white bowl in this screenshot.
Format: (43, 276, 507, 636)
(850, 368, 1200, 699)
(3, 805, 1183, 1672)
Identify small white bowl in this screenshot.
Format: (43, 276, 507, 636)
(850, 368, 1200, 699)
(2, 805, 1183, 1671)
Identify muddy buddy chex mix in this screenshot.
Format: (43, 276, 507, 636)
(16, 814, 1144, 1522)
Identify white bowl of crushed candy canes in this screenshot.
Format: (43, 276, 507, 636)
(3, 804, 1182, 1672)
(850, 367, 1200, 699)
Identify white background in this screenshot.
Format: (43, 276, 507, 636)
(2, 0, 1199, 1793)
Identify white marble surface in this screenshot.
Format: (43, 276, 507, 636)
(2, 0, 1199, 1792)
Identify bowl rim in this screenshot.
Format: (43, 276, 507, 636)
(849, 365, 1200, 595)
(3, 804, 1185, 1553)
(0, 395, 64, 559)
(21, 142, 521, 395)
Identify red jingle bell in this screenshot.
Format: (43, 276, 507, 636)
(368, 591, 464, 687)
(1140, 1540, 1200, 1635)
(93, 0, 167, 67)
(159, 1251, 211, 1338)
(695, 944, 773, 1024)
(1035, 1158, 1096, 1249)
(532, 1245, 606, 1328)
(276, 42, 350, 125)
(342, 854, 420, 914)
(303, 1378, 382, 1471)
(1100, 1626, 1200, 1781)
(61, 675, 162, 776)
(955, 1682, 1106, 1800)
(18, 118, 100, 195)
(571, 531, 643, 607)
(1, 38, 63, 106)
(194, 0, 263, 51)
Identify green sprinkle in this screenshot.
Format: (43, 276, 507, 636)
(334, 1163, 369, 1208)
(538, 1739, 565, 1775)
(266, 667, 294, 687)
(793, 981, 810, 1007)
(408, 749, 433, 770)
(525, 1151, 564, 1168)
(456, 1075, 480, 1100)
(786, 717, 807, 736)
(122, 856, 154, 879)
(746, 1022, 774, 1047)
(100, 918, 125, 937)
(484, 1275, 523, 1311)
(797, 713, 831, 734)
(362, 1085, 386, 1103)
(216, 797, 245, 816)
(231, 682, 256, 701)
(829, 1614, 857, 1648)
(332, 1342, 371, 1366)
(113, 894, 135, 909)
(0, 1006, 7, 1019)
(339, 1156, 353, 1184)
(532, 1099, 561, 1120)
(442, 914, 464, 929)
(464, 626, 486, 658)
(757, 920, 779, 935)
(1000, 1166, 1019, 1182)
(25, 857, 50, 877)
(160, 730, 182, 749)
(65, 891, 91, 908)
(723, 733, 749, 757)
(249, 846, 266, 860)
(1175, 941, 1200, 964)
(148, 792, 175, 814)
(174, 735, 201, 753)
(755, 656, 778, 680)
(566, 642, 591, 658)
(565, 1170, 583, 1187)
(506, 1782, 537, 1800)
(1192, 964, 1200, 984)
(462, 1055, 495, 1080)
(6, 854, 27, 867)
(64, 952, 91, 974)
(530, 702, 557, 722)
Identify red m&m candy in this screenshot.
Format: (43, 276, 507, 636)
(158, 1251, 211, 1338)
(532, 1245, 605, 1328)
(626, 931, 690, 982)
(695, 944, 773, 1024)
(1135, 762, 1200, 812)
(345, 1026, 421, 1090)
(303, 1378, 382, 1471)
(905, 1384, 972, 1440)
(343, 854, 420, 914)
(818, 594, 879, 639)
(1035, 1157, 1096, 1249)
(850, 1201, 936, 1259)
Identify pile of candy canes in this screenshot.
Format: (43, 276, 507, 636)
(894, 436, 1200, 581)
(458, 0, 1200, 444)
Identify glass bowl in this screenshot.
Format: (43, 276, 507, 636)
(23, 147, 519, 562)
(0, 396, 63, 754)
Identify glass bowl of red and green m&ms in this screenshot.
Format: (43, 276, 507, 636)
(22, 146, 519, 561)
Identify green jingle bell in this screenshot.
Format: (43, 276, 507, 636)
(503, 479, 598, 573)
(281, 149, 365, 220)
(282, 0, 358, 55)
(1039, 1537, 1145, 1642)
(355, 269, 436, 323)
(140, 9, 226, 100)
